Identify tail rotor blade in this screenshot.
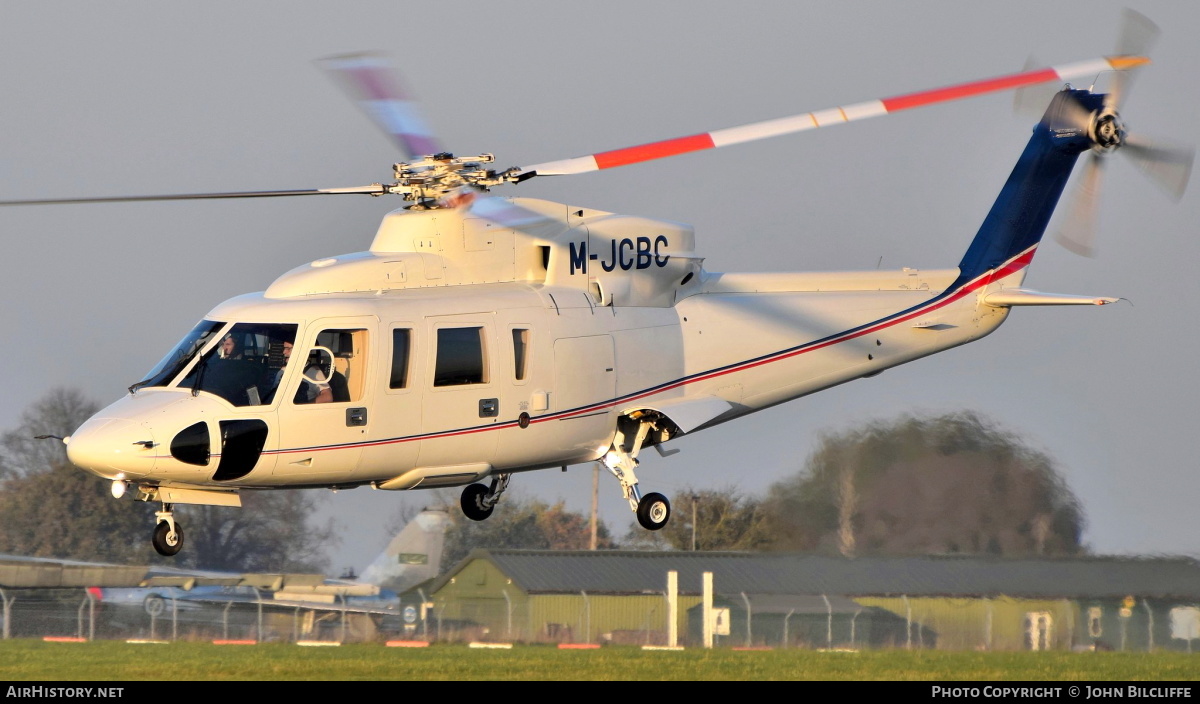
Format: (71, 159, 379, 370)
(1122, 135, 1194, 201)
(1056, 154, 1105, 258)
(1106, 8, 1160, 112)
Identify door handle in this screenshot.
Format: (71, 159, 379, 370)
(479, 398, 498, 418)
(346, 407, 368, 427)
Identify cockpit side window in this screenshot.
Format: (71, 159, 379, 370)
(179, 323, 298, 407)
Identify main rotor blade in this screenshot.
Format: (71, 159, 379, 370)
(317, 52, 442, 161)
(520, 55, 1149, 178)
(1122, 135, 1194, 201)
(0, 185, 386, 207)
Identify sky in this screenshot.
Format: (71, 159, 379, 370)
(2, 1, 1198, 575)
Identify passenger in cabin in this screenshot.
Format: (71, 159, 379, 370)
(296, 349, 334, 404)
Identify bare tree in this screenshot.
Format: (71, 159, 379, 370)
(621, 486, 772, 552)
(762, 411, 1086, 557)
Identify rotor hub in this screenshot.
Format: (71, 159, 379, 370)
(1091, 111, 1124, 151)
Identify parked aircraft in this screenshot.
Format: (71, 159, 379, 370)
(90, 508, 450, 617)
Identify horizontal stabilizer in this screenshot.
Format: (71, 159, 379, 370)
(982, 288, 1119, 307)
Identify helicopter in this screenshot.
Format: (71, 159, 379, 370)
(3, 21, 1192, 557)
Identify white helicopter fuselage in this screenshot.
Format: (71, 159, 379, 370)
(60, 84, 1144, 554)
(65, 197, 1020, 505)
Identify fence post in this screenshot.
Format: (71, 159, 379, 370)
(1143, 599, 1154, 652)
(251, 587, 263, 642)
(502, 588, 512, 640)
(783, 608, 795, 649)
(903, 595, 912, 650)
(740, 592, 752, 647)
(0, 589, 12, 640)
(820, 594, 830, 652)
(580, 590, 590, 644)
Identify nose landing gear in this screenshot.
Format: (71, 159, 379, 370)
(152, 505, 184, 557)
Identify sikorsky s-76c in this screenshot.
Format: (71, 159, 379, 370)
(4, 16, 1191, 556)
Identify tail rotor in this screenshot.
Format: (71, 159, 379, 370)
(1052, 9, 1193, 258)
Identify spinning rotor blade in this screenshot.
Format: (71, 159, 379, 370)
(0, 185, 386, 207)
(1106, 8, 1160, 112)
(317, 52, 442, 161)
(1122, 135, 1194, 201)
(1056, 155, 1105, 258)
(519, 55, 1148, 178)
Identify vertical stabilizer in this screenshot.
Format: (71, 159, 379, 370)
(953, 89, 1099, 288)
(357, 509, 452, 593)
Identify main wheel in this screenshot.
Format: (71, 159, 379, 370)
(460, 483, 494, 522)
(637, 492, 671, 531)
(152, 521, 184, 556)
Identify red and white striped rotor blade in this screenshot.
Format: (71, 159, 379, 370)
(520, 56, 1149, 177)
(318, 52, 442, 161)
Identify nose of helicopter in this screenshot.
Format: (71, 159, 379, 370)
(66, 416, 158, 479)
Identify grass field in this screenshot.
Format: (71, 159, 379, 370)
(0, 640, 1197, 681)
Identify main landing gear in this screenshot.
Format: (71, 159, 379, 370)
(602, 415, 672, 530)
(460, 473, 511, 522)
(454, 414, 678, 532)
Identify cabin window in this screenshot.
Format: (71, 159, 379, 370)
(390, 328, 411, 389)
(294, 328, 369, 404)
(512, 328, 529, 381)
(434, 327, 488, 386)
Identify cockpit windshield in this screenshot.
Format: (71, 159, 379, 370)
(180, 323, 299, 407)
(132, 320, 225, 392)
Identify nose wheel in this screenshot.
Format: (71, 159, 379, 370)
(152, 506, 184, 556)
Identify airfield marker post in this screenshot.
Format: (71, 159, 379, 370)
(667, 571, 678, 647)
(702, 572, 713, 649)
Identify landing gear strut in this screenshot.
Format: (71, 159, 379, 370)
(152, 504, 184, 556)
(602, 415, 673, 531)
(460, 473, 511, 522)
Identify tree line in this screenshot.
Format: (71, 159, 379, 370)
(0, 388, 1086, 573)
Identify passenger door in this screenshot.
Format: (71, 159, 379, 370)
(416, 314, 500, 468)
(275, 317, 376, 482)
